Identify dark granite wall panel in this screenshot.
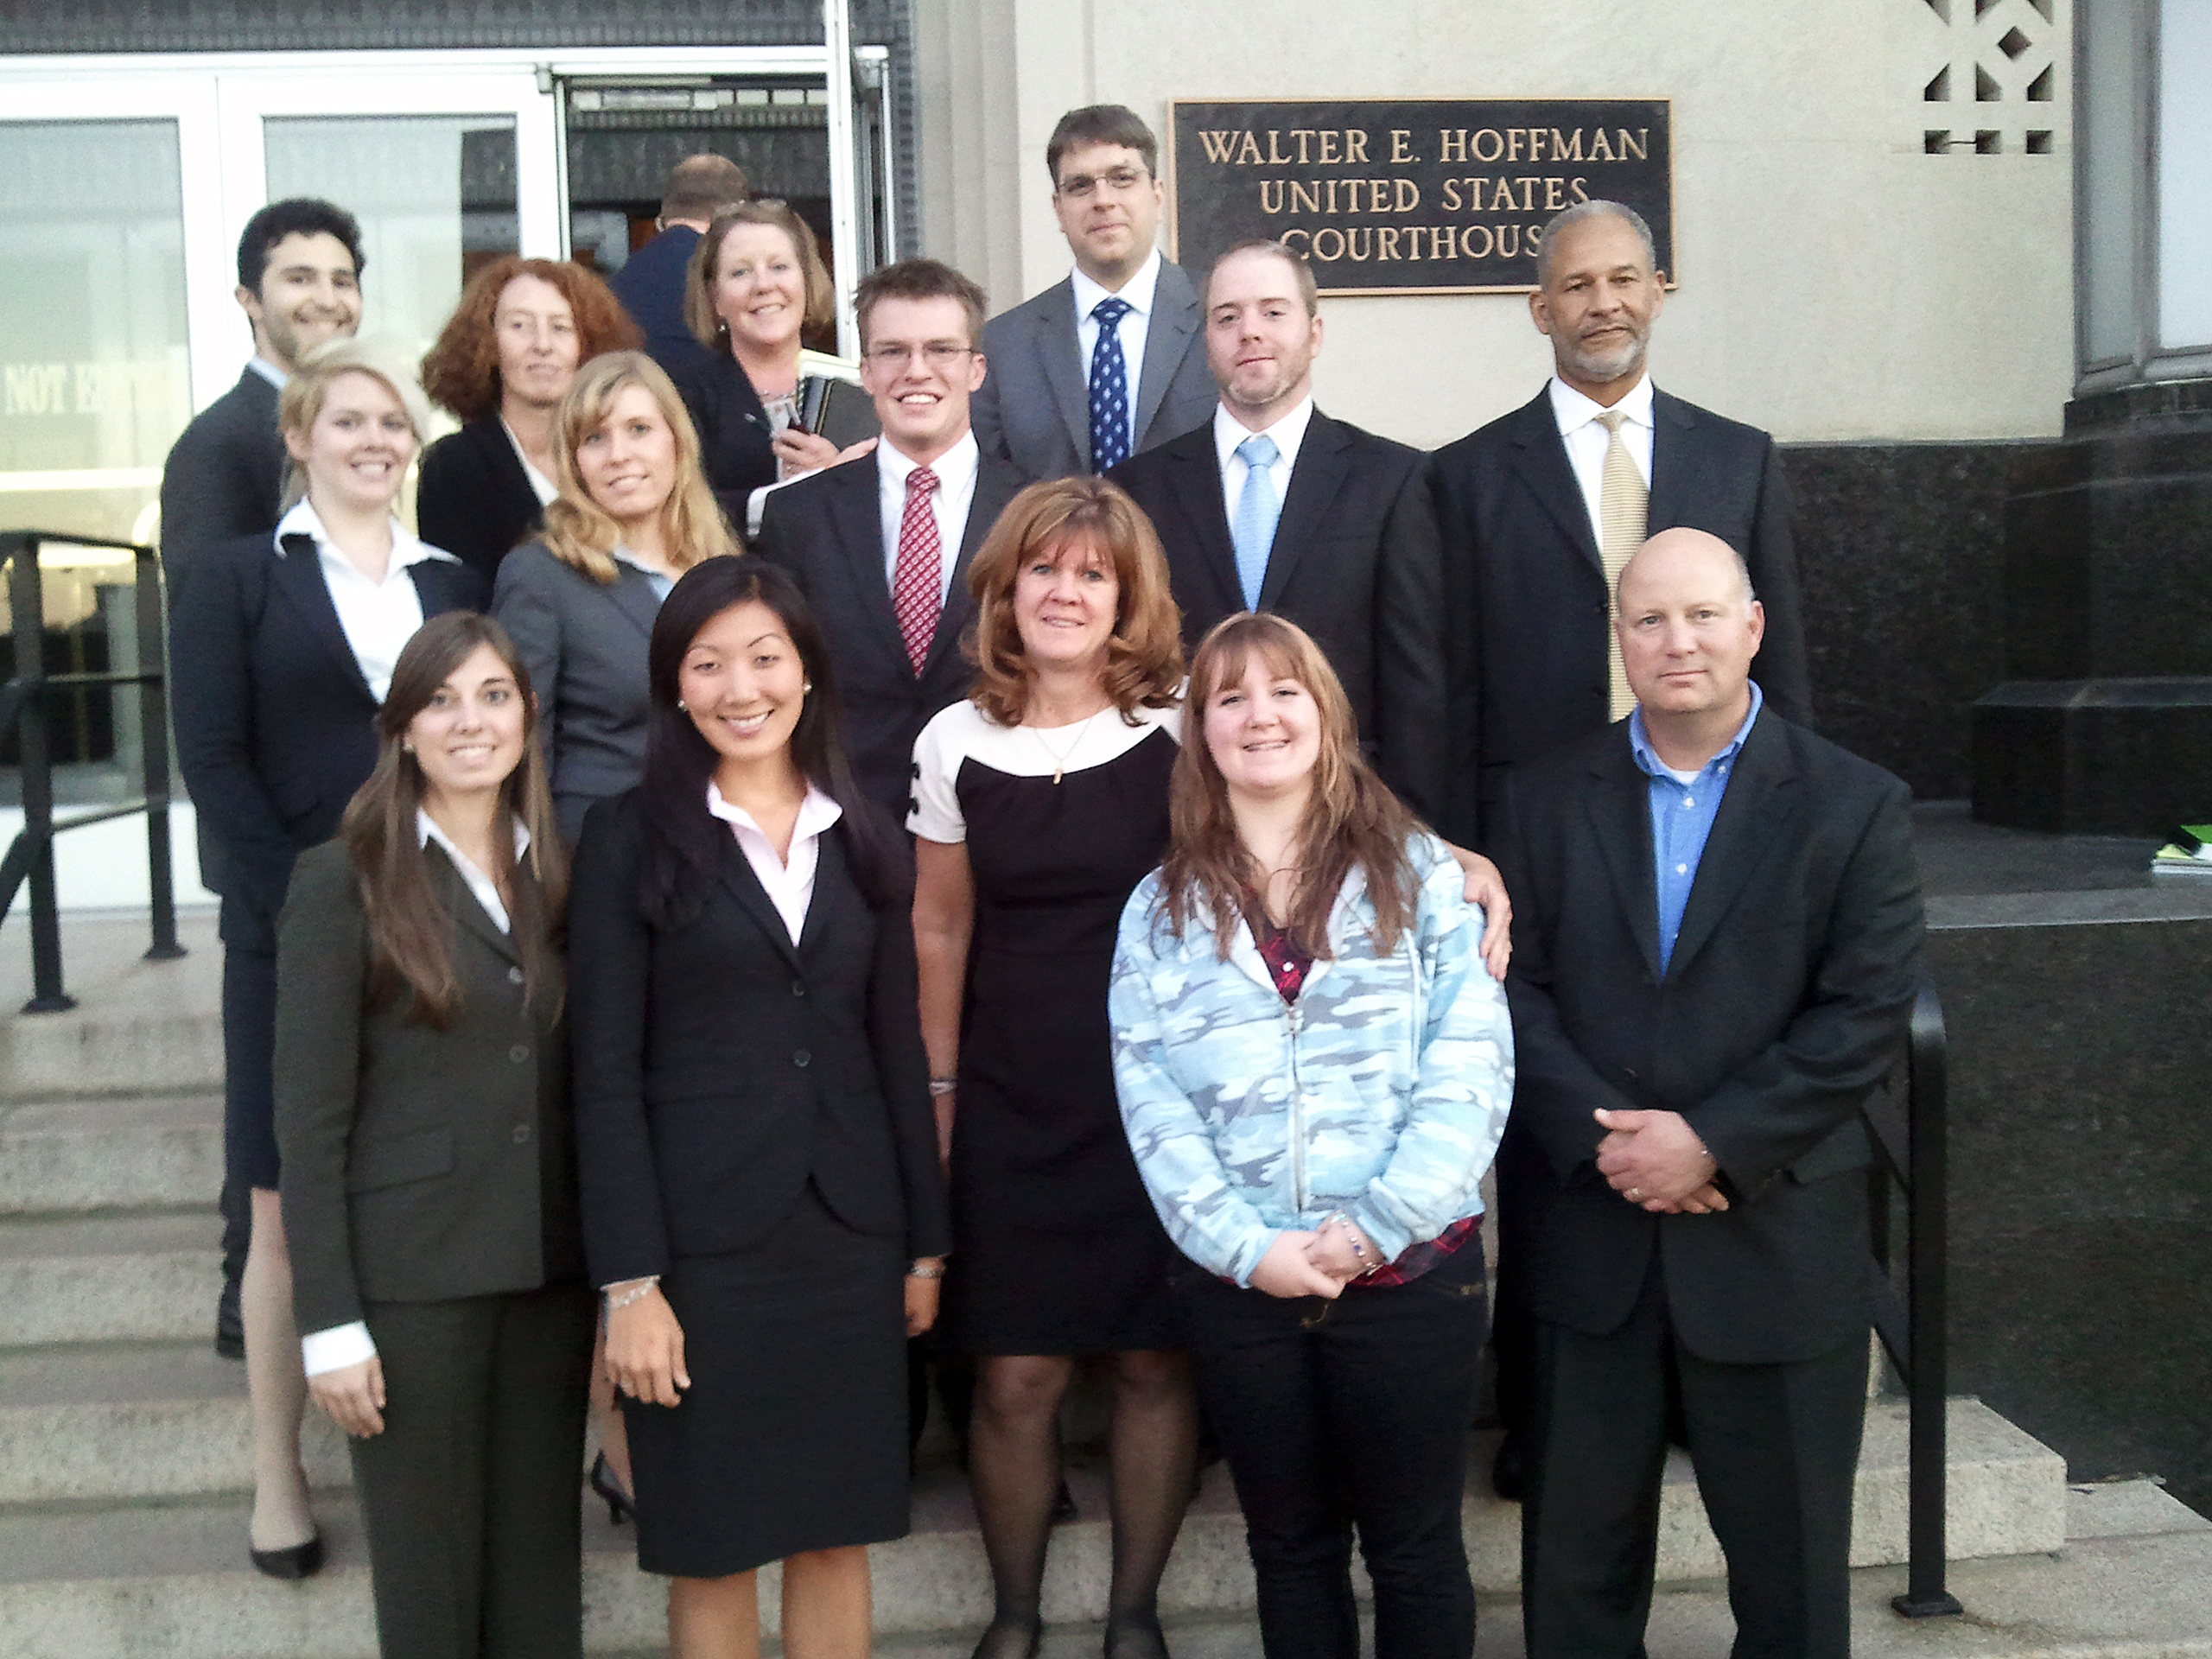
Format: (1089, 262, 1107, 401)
(1782, 442, 2023, 799)
(1926, 915, 2212, 1518)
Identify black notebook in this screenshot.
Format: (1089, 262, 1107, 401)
(799, 375, 880, 450)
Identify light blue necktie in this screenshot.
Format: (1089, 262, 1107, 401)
(1230, 433, 1281, 610)
(1088, 296, 1132, 472)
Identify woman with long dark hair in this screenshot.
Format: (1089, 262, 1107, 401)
(274, 612, 591, 1657)
(171, 339, 485, 1578)
(1109, 613, 1515, 1659)
(569, 557, 950, 1659)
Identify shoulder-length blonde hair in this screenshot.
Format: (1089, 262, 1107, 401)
(276, 339, 432, 512)
(539, 350, 737, 584)
(965, 476, 1184, 728)
(1156, 613, 1420, 961)
(340, 613, 568, 1027)
(684, 200, 836, 348)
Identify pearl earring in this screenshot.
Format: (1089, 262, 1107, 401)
(803, 681, 813, 694)
(676, 698, 687, 712)
(402, 739, 415, 754)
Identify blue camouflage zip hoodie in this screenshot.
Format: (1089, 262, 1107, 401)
(1109, 834, 1514, 1287)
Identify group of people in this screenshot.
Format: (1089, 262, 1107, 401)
(156, 99, 1923, 1659)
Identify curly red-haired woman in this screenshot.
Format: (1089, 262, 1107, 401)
(417, 257, 641, 584)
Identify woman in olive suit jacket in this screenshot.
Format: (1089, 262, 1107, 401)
(275, 613, 592, 1659)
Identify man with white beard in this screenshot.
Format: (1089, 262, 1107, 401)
(1427, 199, 1813, 1500)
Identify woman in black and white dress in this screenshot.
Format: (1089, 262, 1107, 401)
(910, 477, 1196, 1659)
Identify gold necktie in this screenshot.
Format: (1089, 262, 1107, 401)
(1596, 408, 1649, 721)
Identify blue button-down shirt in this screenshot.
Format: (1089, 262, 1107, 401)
(1629, 683, 1763, 971)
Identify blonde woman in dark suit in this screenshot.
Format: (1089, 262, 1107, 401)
(275, 613, 592, 1658)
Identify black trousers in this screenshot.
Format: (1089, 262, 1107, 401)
(1177, 1241, 1490, 1659)
(1522, 1257, 1866, 1659)
(352, 1283, 597, 1659)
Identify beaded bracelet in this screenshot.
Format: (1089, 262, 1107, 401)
(906, 1262, 946, 1280)
(604, 1277, 660, 1311)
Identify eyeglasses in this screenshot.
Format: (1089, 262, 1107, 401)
(1055, 166, 1149, 200)
(862, 341, 974, 368)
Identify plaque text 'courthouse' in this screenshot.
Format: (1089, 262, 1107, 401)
(1170, 99, 1674, 296)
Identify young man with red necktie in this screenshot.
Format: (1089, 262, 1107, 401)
(753, 259, 1027, 823)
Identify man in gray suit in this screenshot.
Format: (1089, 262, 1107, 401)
(970, 105, 1217, 480)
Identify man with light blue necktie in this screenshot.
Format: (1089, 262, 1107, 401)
(971, 105, 1219, 481)
(1110, 238, 1448, 821)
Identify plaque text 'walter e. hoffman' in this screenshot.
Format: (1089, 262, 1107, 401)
(1169, 99, 1673, 296)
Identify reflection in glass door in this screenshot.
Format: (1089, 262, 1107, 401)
(0, 119, 191, 549)
(264, 114, 522, 373)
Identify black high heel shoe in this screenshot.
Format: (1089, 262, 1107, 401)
(589, 1451, 635, 1526)
(250, 1529, 326, 1580)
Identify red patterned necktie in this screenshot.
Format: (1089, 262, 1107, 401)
(891, 466, 942, 673)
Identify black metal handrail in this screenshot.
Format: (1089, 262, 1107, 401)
(1864, 973, 1961, 1618)
(0, 531, 185, 1011)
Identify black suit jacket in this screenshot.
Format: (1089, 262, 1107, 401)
(1493, 709, 1923, 1365)
(568, 791, 951, 1284)
(1110, 410, 1447, 820)
(610, 224, 708, 378)
(753, 446, 1026, 820)
(674, 349, 779, 517)
(171, 530, 487, 924)
(416, 418, 545, 588)
(158, 367, 285, 607)
(276, 840, 580, 1331)
(971, 259, 1218, 480)
(1430, 385, 1813, 847)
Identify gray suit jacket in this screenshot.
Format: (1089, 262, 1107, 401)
(492, 543, 664, 839)
(276, 840, 579, 1332)
(971, 257, 1218, 479)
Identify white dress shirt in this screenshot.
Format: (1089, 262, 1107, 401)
(1548, 372, 1655, 549)
(300, 810, 534, 1378)
(500, 419, 559, 507)
(247, 355, 289, 392)
(276, 499, 461, 703)
(1071, 245, 1162, 423)
(1211, 396, 1315, 526)
(876, 429, 981, 603)
(707, 781, 844, 944)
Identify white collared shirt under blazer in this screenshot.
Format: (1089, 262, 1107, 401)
(1108, 834, 1514, 1287)
(275, 498, 462, 703)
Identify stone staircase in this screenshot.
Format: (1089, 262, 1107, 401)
(0, 913, 2196, 1659)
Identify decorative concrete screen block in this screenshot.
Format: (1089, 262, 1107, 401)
(1914, 0, 2066, 156)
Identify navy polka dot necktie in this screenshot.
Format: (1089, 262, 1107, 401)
(1088, 296, 1133, 472)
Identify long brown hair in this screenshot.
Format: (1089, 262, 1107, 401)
(539, 350, 737, 584)
(965, 476, 1183, 727)
(340, 613, 569, 1027)
(1157, 613, 1420, 961)
(418, 256, 641, 422)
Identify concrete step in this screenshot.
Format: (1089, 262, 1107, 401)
(0, 1333, 2063, 1557)
(0, 1212, 221, 1346)
(0, 912, 222, 1103)
(0, 1344, 352, 1506)
(0, 1471, 2197, 1659)
(0, 1095, 223, 1216)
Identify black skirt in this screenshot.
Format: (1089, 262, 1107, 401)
(622, 1183, 910, 1578)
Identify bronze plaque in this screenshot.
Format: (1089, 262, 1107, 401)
(1168, 98, 1673, 296)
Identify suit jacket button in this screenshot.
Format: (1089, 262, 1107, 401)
(791, 980, 807, 997)
(793, 1048, 811, 1068)
(508, 966, 525, 984)
(512, 1124, 532, 1145)
(509, 1044, 530, 1064)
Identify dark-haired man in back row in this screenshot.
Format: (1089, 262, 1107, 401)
(160, 198, 364, 607)
(971, 104, 1216, 480)
(158, 195, 364, 1361)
